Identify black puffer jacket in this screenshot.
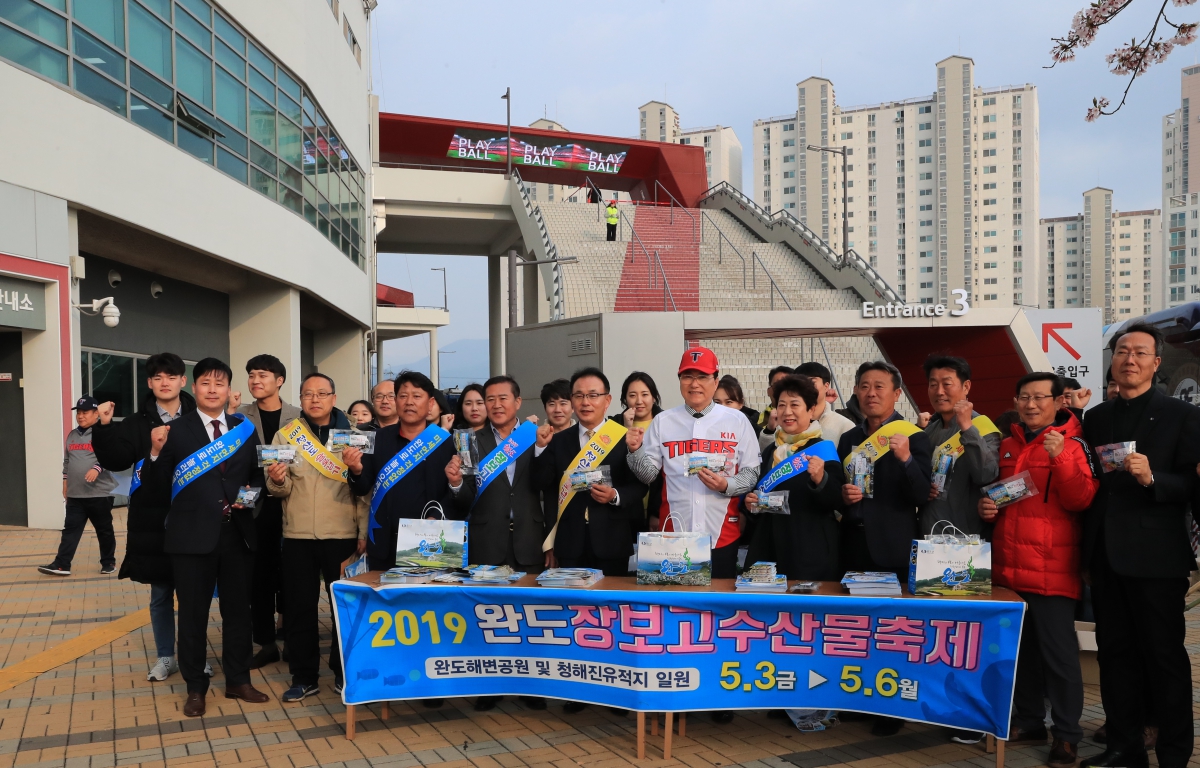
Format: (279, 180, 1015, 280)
(92, 391, 197, 584)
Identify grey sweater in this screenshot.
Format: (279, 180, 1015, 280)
(917, 413, 1001, 537)
(63, 426, 117, 498)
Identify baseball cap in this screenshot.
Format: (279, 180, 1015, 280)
(678, 347, 719, 375)
(72, 395, 99, 411)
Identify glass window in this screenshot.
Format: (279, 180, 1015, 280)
(215, 66, 245, 130)
(213, 12, 242, 51)
(73, 25, 124, 83)
(130, 96, 173, 140)
(89, 352, 135, 418)
(277, 116, 301, 168)
(214, 37, 243, 79)
(248, 65, 273, 101)
(72, 0, 123, 47)
(129, 1, 171, 79)
(0, 21, 67, 82)
(131, 64, 171, 107)
(247, 41, 272, 78)
(176, 0, 209, 26)
(216, 120, 245, 155)
(41, 0, 64, 9)
(177, 124, 213, 163)
(0, 0, 67, 47)
(303, 177, 317, 207)
(137, 0, 169, 21)
(250, 166, 275, 198)
(249, 142, 275, 174)
(279, 161, 301, 191)
(279, 184, 302, 215)
(175, 35, 211, 107)
(277, 93, 300, 123)
(303, 200, 317, 225)
(216, 146, 246, 182)
(174, 4, 210, 51)
(248, 91, 274, 149)
(277, 68, 300, 101)
(302, 94, 315, 121)
(73, 59, 126, 115)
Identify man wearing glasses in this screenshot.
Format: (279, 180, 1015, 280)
(369, 380, 399, 429)
(264, 373, 365, 702)
(1080, 325, 1200, 768)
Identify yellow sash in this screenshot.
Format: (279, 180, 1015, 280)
(932, 415, 1002, 466)
(842, 418, 922, 471)
(542, 419, 628, 552)
(281, 419, 349, 483)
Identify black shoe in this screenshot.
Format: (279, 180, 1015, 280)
(871, 717, 904, 737)
(474, 696, 500, 712)
(100, 564, 116, 574)
(712, 710, 734, 724)
(250, 644, 280, 669)
(421, 698, 444, 708)
(1008, 726, 1049, 745)
(520, 696, 546, 710)
(1079, 749, 1149, 768)
(563, 702, 588, 714)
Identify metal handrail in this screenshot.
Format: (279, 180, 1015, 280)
(584, 177, 605, 222)
(650, 250, 678, 311)
(701, 211, 749, 288)
(653, 180, 698, 240)
(817, 338, 846, 410)
(511, 169, 566, 320)
(751, 251, 793, 311)
(619, 208, 654, 266)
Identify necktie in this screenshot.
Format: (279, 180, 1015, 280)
(692, 411, 705, 419)
(585, 429, 594, 442)
(211, 420, 227, 475)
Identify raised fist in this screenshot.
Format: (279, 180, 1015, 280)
(150, 425, 170, 454)
(535, 423, 554, 448)
(98, 401, 115, 425)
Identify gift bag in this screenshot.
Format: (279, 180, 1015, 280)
(636, 514, 712, 586)
(907, 521, 992, 596)
(395, 501, 468, 569)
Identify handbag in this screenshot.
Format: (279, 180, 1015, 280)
(907, 521, 992, 596)
(395, 501, 468, 569)
(636, 512, 713, 586)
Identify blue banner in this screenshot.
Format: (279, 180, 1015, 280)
(474, 421, 537, 499)
(128, 458, 145, 497)
(368, 424, 451, 543)
(170, 417, 255, 500)
(331, 582, 1024, 737)
(757, 440, 840, 493)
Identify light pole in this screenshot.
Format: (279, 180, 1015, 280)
(806, 144, 849, 259)
(437, 349, 455, 385)
(431, 267, 447, 310)
(501, 87, 511, 179)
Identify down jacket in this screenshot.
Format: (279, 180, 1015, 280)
(991, 410, 1099, 600)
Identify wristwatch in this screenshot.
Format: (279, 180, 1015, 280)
(1141, 472, 1155, 488)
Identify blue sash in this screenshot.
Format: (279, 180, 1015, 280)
(170, 417, 255, 500)
(368, 424, 451, 543)
(474, 421, 538, 500)
(756, 439, 840, 493)
(129, 458, 145, 497)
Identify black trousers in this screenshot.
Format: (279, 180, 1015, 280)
(54, 497, 116, 569)
(605, 222, 616, 241)
(1012, 592, 1084, 743)
(282, 537, 357, 687)
(711, 541, 739, 579)
(1092, 554, 1192, 768)
(251, 500, 283, 646)
(558, 523, 628, 576)
(172, 522, 254, 693)
(839, 522, 904, 582)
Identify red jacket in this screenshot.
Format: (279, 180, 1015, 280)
(991, 410, 1099, 599)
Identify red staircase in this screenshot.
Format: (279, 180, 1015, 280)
(612, 206, 700, 312)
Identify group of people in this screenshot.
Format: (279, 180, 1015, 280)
(42, 324, 1196, 768)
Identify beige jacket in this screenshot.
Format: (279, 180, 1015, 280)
(266, 423, 368, 541)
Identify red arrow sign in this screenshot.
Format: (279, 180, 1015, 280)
(1042, 322, 1081, 360)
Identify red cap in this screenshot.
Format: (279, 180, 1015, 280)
(678, 347, 719, 375)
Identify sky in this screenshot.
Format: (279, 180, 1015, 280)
(371, 0, 1195, 375)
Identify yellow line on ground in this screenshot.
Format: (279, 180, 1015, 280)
(0, 607, 150, 694)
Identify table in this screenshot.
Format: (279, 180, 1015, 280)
(333, 574, 1022, 764)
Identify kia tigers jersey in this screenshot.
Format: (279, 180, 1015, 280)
(638, 403, 761, 548)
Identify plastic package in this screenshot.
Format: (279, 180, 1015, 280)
(982, 470, 1038, 507)
(256, 445, 298, 466)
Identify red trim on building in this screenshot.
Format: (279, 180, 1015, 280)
(376, 283, 414, 308)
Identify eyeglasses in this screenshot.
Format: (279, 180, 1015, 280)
(571, 392, 609, 402)
(372, 393, 396, 402)
(1112, 350, 1156, 360)
(678, 373, 714, 383)
(300, 391, 334, 401)
(1015, 394, 1055, 404)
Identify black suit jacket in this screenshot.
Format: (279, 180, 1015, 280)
(463, 424, 547, 567)
(1082, 388, 1200, 578)
(532, 422, 646, 561)
(148, 410, 262, 556)
(837, 413, 933, 570)
(348, 423, 468, 570)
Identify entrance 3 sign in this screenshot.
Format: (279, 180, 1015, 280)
(862, 289, 970, 319)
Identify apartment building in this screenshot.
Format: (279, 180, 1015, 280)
(680, 126, 743, 189)
(1039, 190, 1161, 320)
(752, 56, 1040, 309)
(639, 101, 681, 143)
(1161, 64, 1200, 308)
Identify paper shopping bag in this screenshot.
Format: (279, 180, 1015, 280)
(395, 518, 468, 569)
(908, 537, 992, 596)
(636, 530, 712, 586)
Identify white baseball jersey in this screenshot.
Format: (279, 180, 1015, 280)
(640, 403, 761, 548)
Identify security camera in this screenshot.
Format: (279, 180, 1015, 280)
(73, 297, 120, 328)
(102, 303, 121, 327)
(108, 270, 121, 287)
(150, 281, 163, 298)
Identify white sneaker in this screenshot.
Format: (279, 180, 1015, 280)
(147, 656, 177, 681)
(204, 662, 214, 677)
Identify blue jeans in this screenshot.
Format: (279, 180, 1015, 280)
(148, 582, 175, 659)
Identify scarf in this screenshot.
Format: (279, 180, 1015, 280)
(771, 422, 824, 468)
